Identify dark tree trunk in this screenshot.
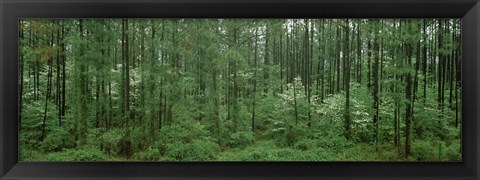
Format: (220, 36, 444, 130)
(423, 20, 428, 102)
(404, 21, 414, 157)
(344, 20, 351, 140)
(56, 21, 61, 126)
(42, 26, 55, 141)
(372, 20, 380, 151)
(437, 20, 444, 117)
(19, 20, 25, 130)
(336, 26, 341, 93)
(357, 20, 362, 84)
(61, 20, 67, 124)
(251, 27, 258, 132)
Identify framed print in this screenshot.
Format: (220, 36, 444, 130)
(1, 0, 479, 179)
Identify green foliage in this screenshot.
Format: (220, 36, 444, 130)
(158, 120, 211, 145)
(227, 131, 254, 148)
(43, 146, 108, 161)
(99, 129, 124, 155)
(133, 144, 162, 161)
(19, 19, 462, 162)
(163, 139, 220, 161)
(285, 124, 309, 147)
(19, 147, 43, 161)
(255, 93, 282, 132)
(410, 139, 459, 161)
(136, 119, 223, 161)
(412, 140, 443, 161)
(219, 140, 340, 161)
(316, 131, 351, 151)
(445, 141, 461, 161)
(40, 127, 73, 152)
(340, 143, 380, 160)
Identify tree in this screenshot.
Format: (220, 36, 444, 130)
(76, 19, 89, 146)
(404, 20, 415, 157)
(251, 26, 259, 132)
(372, 20, 380, 151)
(19, 19, 462, 162)
(344, 19, 352, 140)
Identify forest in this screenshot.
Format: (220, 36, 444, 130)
(19, 19, 461, 161)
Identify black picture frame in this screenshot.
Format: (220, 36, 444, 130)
(1, 0, 479, 179)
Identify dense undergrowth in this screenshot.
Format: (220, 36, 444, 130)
(20, 83, 461, 161)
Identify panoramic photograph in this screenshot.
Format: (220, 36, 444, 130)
(19, 19, 461, 161)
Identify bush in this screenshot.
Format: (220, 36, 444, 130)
(99, 129, 124, 155)
(134, 145, 162, 161)
(100, 128, 146, 158)
(152, 119, 222, 161)
(86, 128, 103, 147)
(73, 147, 109, 161)
(445, 141, 461, 161)
(129, 130, 149, 152)
(306, 147, 340, 161)
(271, 148, 318, 161)
(159, 120, 210, 145)
(19, 131, 42, 150)
(40, 127, 73, 152)
(163, 139, 220, 160)
(340, 143, 377, 160)
(43, 146, 108, 161)
(235, 147, 274, 161)
(412, 140, 445, 161)
(217, 140, 277, 161)
(380, 151, 400, 161)
(316, 132, 350, 152)
(267, 123, 309, 147)
(19, 147, 43, 161)
(222, 140, 339, 161)
(293, 139, 318, 151)
(255, 94, 282, 132)
(117, 135, 133, 157)
(227, 131, 253, 148)
(285, 125, 298, 147)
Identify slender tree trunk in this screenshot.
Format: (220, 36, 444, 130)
(148, 22, 156, 137)
(405, 21, 414, 157)
(41, 25, 55, 141)
(306, 19, 312, 127)
(61, 20, 66, 125)
(367, 39, 372, 91)
(77, 19, 88, 146)
(251, 27, 258, 132)
(19, 20, 25, 130)
(449, 20, 455, 110)
(264, 24, 269, 95)
(336, 26, 341, 93)
(123, 19, 130, 131)
(56, 21, 61, 127)
(411, 23, 421, 145)
(437, 20, 444, 119)
(344, 20, 351, 140)
(372, 20, 380, 151)
(423, 20, 428, 102)
(357, 20, 362, 84)
(455, 21, 460, 128)
(95, 70, 100, 128)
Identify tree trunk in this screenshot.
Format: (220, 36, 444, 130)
(251, 27, 258, 132)
(19, 20, 25, 130)
(344, 20, 351, 140)
(423, 20, 428, 102)
(41, 24, 55, 141)
(372, 20, 380, 151)
(404, 21, 414, 157)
